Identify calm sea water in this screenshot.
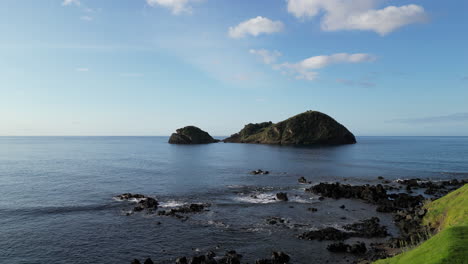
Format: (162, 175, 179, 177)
(1, 136, 467, 263)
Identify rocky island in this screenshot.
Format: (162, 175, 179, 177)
(168, 126, 219, 144)
(223, 110, 356, 145)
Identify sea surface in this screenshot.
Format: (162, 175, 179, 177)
(1, 136, 467, 264)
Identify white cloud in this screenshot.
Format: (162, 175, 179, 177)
(76, 68, 89, 72)
(229, 16, 284, 39)
(286, 0, 427, 35)
(146, 0, 199, 15)
(249, 49, 282, 64)
(80, 16, 93, 21)
(62, 0, 81, 6)
(279, 53, 376, 81)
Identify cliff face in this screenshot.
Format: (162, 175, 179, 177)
(223, 111, 356, 145)
(168, 126, 219, 144)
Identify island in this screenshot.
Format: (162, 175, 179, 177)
(223, 110, 356, 145)
(168, 126, 220, 144)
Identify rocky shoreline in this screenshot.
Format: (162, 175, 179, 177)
(118, 176, 466, 264)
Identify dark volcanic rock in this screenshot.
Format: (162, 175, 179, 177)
(343, 217, 388, 238)
(298, 177, 308, 184)
(250, 169, 270, 175)
(169, 126, 219, 144)
(256, 251, 291, 264)
(131, 260, 141, 264)
(327, 242, 367, 254)
(276, 192, 289, 201)
(157, 203, 209, 220)
(218, 250, 242, 264)
(116, 193, 147, 200)
(307, 182, 425, 213)
(299, 227, 351, 241)
(299, 217, 388, 241)
(116, 193, 158, 213)
(133, 197, 159, 212)
(175, 257, 188, 264)
(223, 111, 356, 145)
(144, 258, 154, 264)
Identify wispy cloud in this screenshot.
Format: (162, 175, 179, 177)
(62, 0, 81, 6)
(76, 68, 89, 72)
(249, 49, 282, 64)
(388, 113, 468, 124)
(250, 50, 376, 81)
(462, 76, 468, 81)
(278, 53, 376, 81)
(229, 17, 284, 39)
(336, 78, 376, 88)
(146, 0, 202, 15)
(286, 0, 428, 36)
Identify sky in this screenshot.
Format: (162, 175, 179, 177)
(1, 0, 467, 136)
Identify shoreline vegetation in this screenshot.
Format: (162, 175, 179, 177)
(121, 176, 467, 264)
(374, 184, 468, 264)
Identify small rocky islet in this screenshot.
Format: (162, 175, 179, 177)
(168, 110, 356, 145)
(118, 174, 467, 264)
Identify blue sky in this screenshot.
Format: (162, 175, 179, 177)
(1, 0, 467, 136)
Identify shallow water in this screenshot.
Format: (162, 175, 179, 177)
(1, 136, 467, 263)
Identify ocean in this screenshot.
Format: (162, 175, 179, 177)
(1, 136, 467, 263)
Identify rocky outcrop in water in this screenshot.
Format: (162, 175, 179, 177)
(298, 217, 388, 241)
(157, 203, 210, 220)
(115, 193, 159, 213)
(250, 169, 270, 175)
(223, 111, 356, 145)
(275, 192, 288, 201)
(169, 126, 219, 144)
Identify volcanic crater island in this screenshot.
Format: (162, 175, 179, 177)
(116, 110, 468, 264)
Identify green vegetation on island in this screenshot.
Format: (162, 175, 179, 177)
(223, 110, 356, 145)
(168, 126, 219, 144)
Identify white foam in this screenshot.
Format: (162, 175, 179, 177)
(289, 196, 312, 203)
(159, 200, 186, 208)
(234, 193, 278, 204)
(112, 197, 146, 203)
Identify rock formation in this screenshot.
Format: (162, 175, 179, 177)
(169, 126, 219, 144)
(223, 111, 356, 145)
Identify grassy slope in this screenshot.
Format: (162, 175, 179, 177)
(374, 184, 468, 264)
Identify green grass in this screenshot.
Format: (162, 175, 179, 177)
(423, 184, 468, 230)
(374, 184, 468, 264)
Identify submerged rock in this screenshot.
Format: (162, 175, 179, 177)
(276, 192, 288, 201)
(116, 193, 147, 200)
(169, 126, 219, 144)
(298, 177, 308, 184)
(223, 111, 356, 145)
(158, 203, 209, 220)
(250, 169, 270, 175)
(299, 217, 388, 241)
(343, 217, 388, 238)
(116, 193, 159, 213)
